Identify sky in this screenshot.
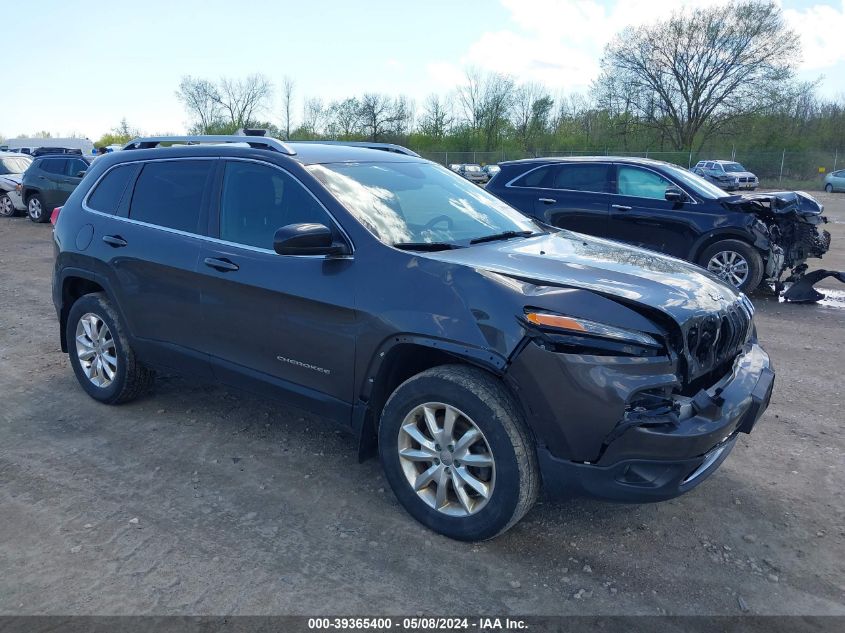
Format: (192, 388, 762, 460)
(2, 0, 844, 141)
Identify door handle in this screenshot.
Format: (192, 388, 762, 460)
(102, 235, 127, 247)
(204, 257, 239, 272)
(611, 204, 632, 211)
(538, 198, 556, 204)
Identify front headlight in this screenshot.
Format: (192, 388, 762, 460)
(524, 310, 662, 348)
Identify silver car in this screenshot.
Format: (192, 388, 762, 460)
(0, 152, 32, 217)
(458, 163, 488, 184)
(693, 160, 758, 191)
(824, 169, 845, 193)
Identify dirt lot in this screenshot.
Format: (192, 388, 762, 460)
(0, 193, 843, 616)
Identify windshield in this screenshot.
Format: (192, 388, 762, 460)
(464, 164, 481, 172)
(0, 157, 32, 175)
(722, 162, 746, 173)
(661, 164, 730, 199)
(308, 161, 540, 246)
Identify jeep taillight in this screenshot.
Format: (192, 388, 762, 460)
(50, 207, 62, 225)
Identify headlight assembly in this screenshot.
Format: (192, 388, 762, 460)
(524, 310, 662, 350)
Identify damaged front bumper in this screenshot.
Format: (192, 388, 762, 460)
(507, 340, 774, 502)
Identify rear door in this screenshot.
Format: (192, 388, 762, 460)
(196, 159, 357, 418)
(607, 164, 700, 258)
(533, 162, 611, 237)
(106, 158, 217, 375)
(37, 158, 67, 207)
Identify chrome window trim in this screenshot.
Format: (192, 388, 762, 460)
(504, 161, 699, 203)
(81, 155, 354, 258)
(504, 163, 613, 195)
(614, 164, 699, 205)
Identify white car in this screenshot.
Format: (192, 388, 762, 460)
(0, 152, 32, 217)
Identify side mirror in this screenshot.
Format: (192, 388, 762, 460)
(665, 186, 685, 203)
(76, 170, 87, 178)
(273, 223, 349, 257)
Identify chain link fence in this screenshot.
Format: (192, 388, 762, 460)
(417, 149, 842, 190)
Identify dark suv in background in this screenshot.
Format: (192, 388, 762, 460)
(486, 157, 829, 292)
(52, 136, 773, 540)
(21, 154, 92, 222)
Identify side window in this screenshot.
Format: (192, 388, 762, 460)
(41, 159, 67, 175)
(550, 164, 609, 193)
(129, 160, 213, 233)
(512, 165, 552, 188)
(87, 164, 137, 214)
(703, 162, 713, 170)
(220, 161, 333, 250)
(66, 159, 89, 177)
(617, 166, 673, 200)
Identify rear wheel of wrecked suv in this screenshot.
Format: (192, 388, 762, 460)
(699, 239, 764, 293)
(378, 365, 538, 541)
(66, 292, 154, 404)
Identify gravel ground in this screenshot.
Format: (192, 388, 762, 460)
(0, 193, 843, 616)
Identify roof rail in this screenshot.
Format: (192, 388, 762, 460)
(122, 135, 297, 156)
(290, 140, 419, 157)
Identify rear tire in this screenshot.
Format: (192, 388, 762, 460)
(698, 239, 764, 293)
(66, 293, 154, 404)
(27, 194, 48, 223)
(378, 365, 539, 541)
(0, 193, 16, 217)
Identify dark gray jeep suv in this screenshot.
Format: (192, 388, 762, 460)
(52, 136, 774, 540)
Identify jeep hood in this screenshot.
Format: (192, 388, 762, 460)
(424, 231, 741, 323)
(0, 173, 22, 189)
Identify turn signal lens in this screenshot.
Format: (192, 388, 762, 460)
(526, 312, 586, 331)
(524, 310, 661, 348)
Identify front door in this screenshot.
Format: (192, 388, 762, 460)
(196, 159, 357, 419)
(58, 157, 90, 204)
(607, 164, 699, 259)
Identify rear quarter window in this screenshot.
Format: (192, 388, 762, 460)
(511, 165, 553, 188)
(128, 160, 214, 233)
(87, 164, 138, 214)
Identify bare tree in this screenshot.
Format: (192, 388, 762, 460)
(281, 76, 295, 140)
(176, 76, 222, 133)
(212, 74, 273, 129)
(329, 98, 363, 138)
(512, 83, 553, 150)
(302, 97, 329, 137)
(456, 68, 515, 149)
(358, 93, 405, 141)
(419, 94, 453, 139)
(596, 0, 799, 150)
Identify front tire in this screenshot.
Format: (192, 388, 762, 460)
(0, 193, 16, 217)
(27, 194, 48, 223)
(379, 365, 538, 541)
(698, 239, 764, 293)
(826, 184, 834, 193)
(66, 293, 154, 404)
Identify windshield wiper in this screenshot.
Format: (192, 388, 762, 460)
(469, 230, 535, 245)
(392, 241, 463, 251)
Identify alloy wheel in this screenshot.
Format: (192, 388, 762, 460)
(75, 313, 117, 388)
(707, 250, 749, 287)
(28, 197, 42, 220)
(0, 195, 13, 217)
(397, 402, 495, 517)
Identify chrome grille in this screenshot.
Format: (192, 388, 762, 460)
(684, 298, 753, 381)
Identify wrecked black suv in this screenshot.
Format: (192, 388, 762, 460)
(52, 136, 774, 540)
(486, 157, 830, 293)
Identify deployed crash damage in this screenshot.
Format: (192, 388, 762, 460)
(724, 191, 839, 300)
